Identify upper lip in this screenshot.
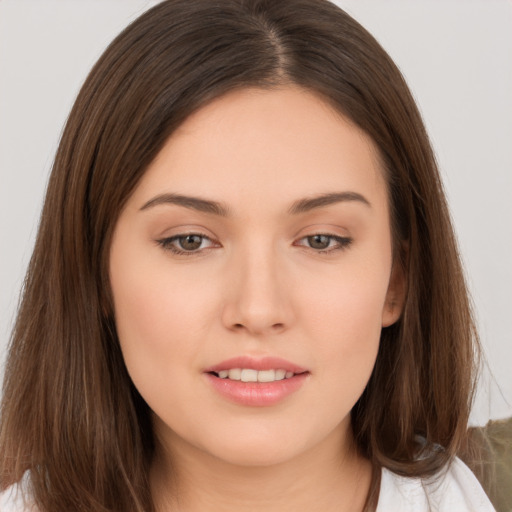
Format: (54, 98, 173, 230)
(204, 356, 308, 374)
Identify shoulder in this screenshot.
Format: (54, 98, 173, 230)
(376, 457, 496, 512)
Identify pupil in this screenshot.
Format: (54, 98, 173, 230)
(180, 235, 202, 250)
(309, 234, 330, 249)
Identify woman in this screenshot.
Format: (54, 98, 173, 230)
(0, 0, 496, 510)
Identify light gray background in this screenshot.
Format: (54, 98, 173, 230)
(1, 0, 511, 426)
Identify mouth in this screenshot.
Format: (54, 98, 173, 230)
(204, 356, 310, 406)
(208, 368, 306, 382)
(204, 355, 309, 379)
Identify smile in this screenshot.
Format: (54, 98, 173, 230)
(204, 356, 310, 406)
(213, 368, 296, 382)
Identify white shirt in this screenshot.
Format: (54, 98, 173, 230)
(0, 457, 496, 511)
(376, 457, 496, 511)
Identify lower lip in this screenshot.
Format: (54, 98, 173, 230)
(205, 373, 309, 406)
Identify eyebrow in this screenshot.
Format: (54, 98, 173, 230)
(140, 193, 231, 216)
(139, 191, 371, 216)
(287, 191, 371, 214)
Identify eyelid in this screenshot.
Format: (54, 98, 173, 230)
(156, 232, 219, 256)
(156, 231, 353, 257)
(294, 233, 353, 253)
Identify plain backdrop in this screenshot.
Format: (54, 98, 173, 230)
(1, 0, 511, 426)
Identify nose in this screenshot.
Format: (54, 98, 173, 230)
(221, 244, 294, 337)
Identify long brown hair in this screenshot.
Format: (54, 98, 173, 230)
(0, 1, 480, 510)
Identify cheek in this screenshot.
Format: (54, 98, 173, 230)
(109, 243, 221, 399)
(300, 260, 389, 392)
(111, 238, 217, 340)
(303, 259, 389, 336)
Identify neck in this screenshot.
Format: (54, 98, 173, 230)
(150, 423, 373, 512)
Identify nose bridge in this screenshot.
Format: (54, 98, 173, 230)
(223, 237, 292, 335)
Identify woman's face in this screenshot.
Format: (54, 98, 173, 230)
(109, 86, 403, 468)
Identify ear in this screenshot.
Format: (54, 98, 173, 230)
(381, 257, 407, 328)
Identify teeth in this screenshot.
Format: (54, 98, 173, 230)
(275, 369, 286, 380)
(216, 368, 296, 382)
(240, 369, 258, 382)
(228, 368, 241, 380)
(257, 369, 275, 382)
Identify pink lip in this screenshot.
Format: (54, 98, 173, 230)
(204, 356, 309, 407)
(204, 356, 308, 374)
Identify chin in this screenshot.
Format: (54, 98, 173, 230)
(209, 438, 305, 468)
(195, 419, 321, 468)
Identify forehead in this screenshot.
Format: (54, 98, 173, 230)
(131, 85, 387, 215)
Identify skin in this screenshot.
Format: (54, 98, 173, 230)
(109, 85, 405, 511)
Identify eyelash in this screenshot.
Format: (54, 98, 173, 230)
(156, 232, 353, 256)
(156, 233, 218, 255)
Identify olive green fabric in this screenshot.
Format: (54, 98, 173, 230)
(460, 417, 512, 512)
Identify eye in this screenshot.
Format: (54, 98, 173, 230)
(156, 233, 218, 255)
(295, 234, 352, 253)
